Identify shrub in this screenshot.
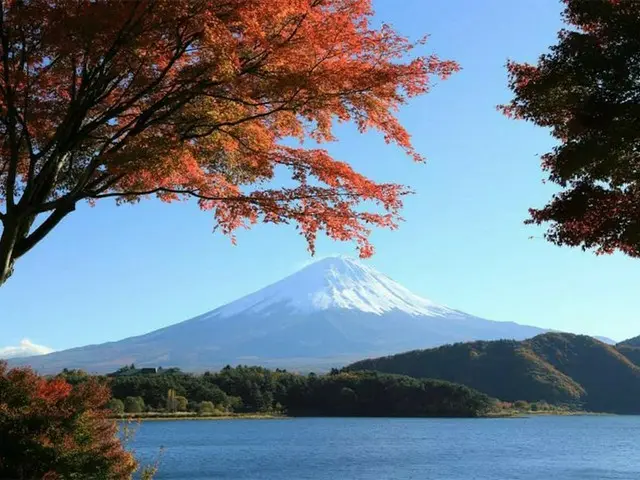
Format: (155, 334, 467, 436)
(176, 396, 188, 412)
(124, 396, 145, 413)
(514, 400, 529, 410)
(198, 401, 215, 415)
(0, 361, 138, 479)
(108, 398, 125, 414)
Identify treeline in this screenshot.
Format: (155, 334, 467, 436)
(57, 365, 493, 418)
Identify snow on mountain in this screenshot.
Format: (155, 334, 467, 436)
(216, 256, 454, 318)
(10, 256, 557, 374)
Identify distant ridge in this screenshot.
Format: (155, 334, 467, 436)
(619, 335, 640, 347)
(616, 335, 640, 368)
(348, 332, 640, 413)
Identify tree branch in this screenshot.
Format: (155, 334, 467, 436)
(88, 186, 365, 202)
(13, 203, 76, 259)
(1, 4, 19, 209)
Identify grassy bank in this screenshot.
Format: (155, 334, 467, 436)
(486, 405, 605, 418)
(485, 410, 595, 418)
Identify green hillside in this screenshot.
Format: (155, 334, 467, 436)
(617, 345, 640, 367)
(348, 333, 640, 413)
(615, 335, 640, 367)
(615, 336, 640, 369)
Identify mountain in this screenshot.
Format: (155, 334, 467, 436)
(348, 332, 640, 413)
(594, 336, 616, 345)
(11, 256, 554, 374)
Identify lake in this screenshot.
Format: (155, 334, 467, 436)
(129, 416, 640, 479)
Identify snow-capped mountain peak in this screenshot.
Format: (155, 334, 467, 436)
(9, 255, 554, 374)
(216, 255, 454, 317)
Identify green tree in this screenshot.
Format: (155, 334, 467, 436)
(56, 368, 91, 385)
(124, 396, 145, 414)
(502, 0, 640, 257)
(198, 401, 215, 415)
(175, 396, 188, 412)
(340, 387, 358, 410)
(514, 400, 529, 411)
(227, 396, 244, 413)
(107, 398, 125, 415)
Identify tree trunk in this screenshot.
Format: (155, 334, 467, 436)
(0, 219, 19, 286)
(0, 205, 75, 286)
(0, 212, 41, 286)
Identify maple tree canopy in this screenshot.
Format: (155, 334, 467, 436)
(502, 0, 640, 258)
(0, 361, 143, 479)
(0, 0, 458, 285)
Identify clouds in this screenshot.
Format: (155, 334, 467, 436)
(0, 339, 54, 359)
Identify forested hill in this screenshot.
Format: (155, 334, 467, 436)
(58, 366, 493, 418)
(620, 335, 640, 347)
(348, 333, 640, 413)
(616, 335, 640, 367)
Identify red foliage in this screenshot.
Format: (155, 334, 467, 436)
(0, 0, 458, 283)
(0, 361, 137, 479)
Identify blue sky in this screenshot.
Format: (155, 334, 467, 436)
(1, 0, 639, 355)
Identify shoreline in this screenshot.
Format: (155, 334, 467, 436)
(113, 413, 285, 421)
(486, 410, 610, 418)
(112, 410, 608, 421)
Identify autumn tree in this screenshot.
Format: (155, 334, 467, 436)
(166, 388, 177, 412)
(502, 0, 640, 257)
(0, 0, 458, 285)
(0, 361, 139, 479)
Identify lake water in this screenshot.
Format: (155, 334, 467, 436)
(129, 416, 640, 479)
